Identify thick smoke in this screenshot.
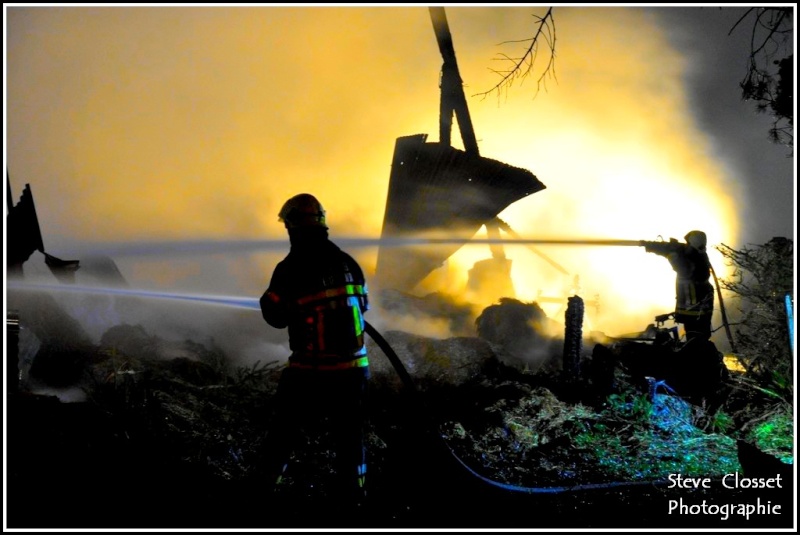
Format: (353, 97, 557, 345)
(8, 6, 777, 360)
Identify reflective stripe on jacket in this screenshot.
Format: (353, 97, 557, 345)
(260, 237, 369, 369)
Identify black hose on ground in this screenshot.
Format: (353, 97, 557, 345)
(364, 321, 672, 494)
(710, 263, 737, 353)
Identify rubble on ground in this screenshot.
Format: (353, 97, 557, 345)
(6, 298, 794, 528)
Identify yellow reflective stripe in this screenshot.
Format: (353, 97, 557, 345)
(297, 284, 366, 305)
(352, 300, 363, 336)
(676, 309, 709, 317)
(289, 356, 369, 370)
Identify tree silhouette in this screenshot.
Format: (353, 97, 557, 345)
(716, 238, 794, 401)
(729, 7, 793, 150)
(474, 7, 793, 152)
(472, 7, 556, 101)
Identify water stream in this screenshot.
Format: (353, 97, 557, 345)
(7, 281, 261, 311)
(59, 236, 643, 258)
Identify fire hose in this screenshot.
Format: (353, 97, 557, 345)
(364, 321, 672, 494)
(709, 264, 738, 353)
(3, 281, 749, 496)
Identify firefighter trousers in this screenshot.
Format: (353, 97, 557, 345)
(259, 365, 369, 502)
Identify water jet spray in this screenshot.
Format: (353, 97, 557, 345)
(7, 281, 261, 311)
(7, 280, 727, 496)
(62, 236, 648, 259)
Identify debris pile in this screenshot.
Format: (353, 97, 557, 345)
(6, 297, 794, 529)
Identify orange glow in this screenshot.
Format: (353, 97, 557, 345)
(439, 7, 741, 337)
(7, 6, 748, 342)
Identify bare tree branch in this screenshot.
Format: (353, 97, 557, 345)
(750, 8, 789, 56)
(473, 7, 557, 101)
(730, 7, 794, 151)
(728, 7, 757, 36)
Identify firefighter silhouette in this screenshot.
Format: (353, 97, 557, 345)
(258, 193, 370, 508)
(644, 230, 714, 343)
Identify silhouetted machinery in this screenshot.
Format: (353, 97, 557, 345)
(6, 173, 80, 282)
(375, 7, 546, 296)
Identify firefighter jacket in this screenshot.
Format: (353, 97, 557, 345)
(260, 234, 369, 371)
(651, 242, 714, 320)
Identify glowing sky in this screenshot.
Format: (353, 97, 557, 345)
(5, 5, 796, 343)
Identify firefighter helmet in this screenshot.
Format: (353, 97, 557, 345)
(685, 230, 707, 251)
(278, 193, 328, 229)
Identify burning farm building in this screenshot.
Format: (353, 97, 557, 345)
(374, 133, 545, 298)
(374, 7, 546, 306)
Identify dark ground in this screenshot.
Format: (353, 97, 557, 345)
(6, 390, 794, 531)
